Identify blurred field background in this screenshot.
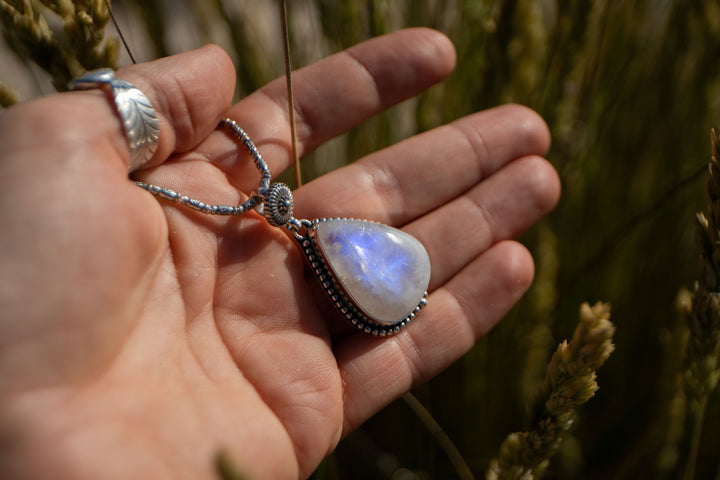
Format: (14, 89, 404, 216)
(3, 0, 720, 478)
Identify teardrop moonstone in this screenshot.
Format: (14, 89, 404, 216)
(315, 219, 431, 325)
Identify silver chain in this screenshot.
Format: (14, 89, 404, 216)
(135, 118, 296, 227)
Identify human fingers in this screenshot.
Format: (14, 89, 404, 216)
(209, 28, 456, 190)
(0, 46, 235, 392)
(335, 240, 534, 434)
(406, 154, 560, 290)
(0, 44, 236, 321)
(294, 104, 552, 225)
(310, 152, 557, 341)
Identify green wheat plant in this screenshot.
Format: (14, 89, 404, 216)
(4, 1, 720, 478)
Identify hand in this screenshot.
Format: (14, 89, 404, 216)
(0, 29, 559, 479)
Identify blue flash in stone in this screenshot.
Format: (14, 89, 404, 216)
(300, 218, 430, 334)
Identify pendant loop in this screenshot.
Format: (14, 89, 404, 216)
(286, 218, 313, 240)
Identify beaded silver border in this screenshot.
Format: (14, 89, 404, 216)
(295, 218, 428, 336)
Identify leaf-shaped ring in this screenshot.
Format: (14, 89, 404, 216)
(70, 69, 160, 170)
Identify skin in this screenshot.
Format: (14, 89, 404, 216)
(0, 29, 560, 479)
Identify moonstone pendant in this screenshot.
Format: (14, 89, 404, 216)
(128, 116, 431, 336)
(297, 218, 431, 335)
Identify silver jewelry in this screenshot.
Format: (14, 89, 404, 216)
(70, 69, 159, 170)
(69, 70, 430, 336)
(139, 119, 431, 336)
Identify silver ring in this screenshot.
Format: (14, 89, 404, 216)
(70, 68, 159, 170)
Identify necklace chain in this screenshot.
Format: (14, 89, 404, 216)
(135, 117, 286, 218)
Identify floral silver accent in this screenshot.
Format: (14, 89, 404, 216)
(262, 183, 294, 227)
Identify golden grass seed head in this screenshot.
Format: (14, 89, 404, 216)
(0, 80, 19, 107)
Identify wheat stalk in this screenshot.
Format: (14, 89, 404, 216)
(678, 128, 720, 480)
(0, 0, 116, 91)
(487, 302, 615, 480)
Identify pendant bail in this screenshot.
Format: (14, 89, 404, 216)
(262, 182, 295, 227)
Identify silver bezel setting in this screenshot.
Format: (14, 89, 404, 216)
(296, 218, 428, 336)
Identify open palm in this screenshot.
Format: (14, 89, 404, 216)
(0, 29, 559, 479)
